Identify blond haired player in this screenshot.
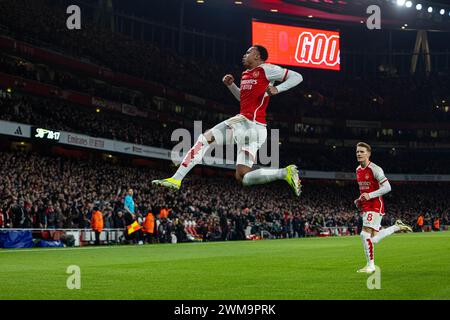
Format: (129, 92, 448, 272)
(153, 45, 302, 196)
(354, 142, 412, 273)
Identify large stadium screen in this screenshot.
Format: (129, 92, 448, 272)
(252, 21, 340, 71)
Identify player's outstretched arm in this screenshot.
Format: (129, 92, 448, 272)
(276, 69, 303, 93)
(266, 68, 303, 96)
(223, 74, 240, 101)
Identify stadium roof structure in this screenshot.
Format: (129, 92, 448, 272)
(208, 0, 450, 31)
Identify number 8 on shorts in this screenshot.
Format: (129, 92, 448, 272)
(362, 211, 382, 231)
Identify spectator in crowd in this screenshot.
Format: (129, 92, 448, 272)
(114, 210, 126, 229)
(46, 203, 57, 229)
(219, 212, 229, 241)
(103, 207, 114, 229)
(11, 199, 26, 228)
(233, 210, 247, 241)
(0, 207, 7, 228)
(433, 217, 440, 231)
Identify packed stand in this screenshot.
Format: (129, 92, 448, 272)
(0, 151, 448, 244)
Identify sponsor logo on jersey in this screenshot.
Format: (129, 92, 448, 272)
(241, 79, 258, 91)
(241, 79, 258, 85)
(358, 179, 371, 191)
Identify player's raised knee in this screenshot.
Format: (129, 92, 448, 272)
(235, 165, 252, 185)
(203, 130, 215, 144)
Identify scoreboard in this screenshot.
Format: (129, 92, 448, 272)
(252, 21, 340, 71)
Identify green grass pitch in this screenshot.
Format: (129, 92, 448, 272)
(1, 232, 449, 300)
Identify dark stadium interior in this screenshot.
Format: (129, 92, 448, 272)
(0, 0, 449, 243)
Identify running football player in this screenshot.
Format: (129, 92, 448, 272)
(354, 142, 412, 273)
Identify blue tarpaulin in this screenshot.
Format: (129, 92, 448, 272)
(0, 231, 34, 249)
(36, 240, 64, 247)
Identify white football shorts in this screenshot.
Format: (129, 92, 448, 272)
(362, 211, 383, 232)
(210, 114, 267, 168)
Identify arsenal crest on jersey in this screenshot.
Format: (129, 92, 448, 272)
(253, 71, 259, 78)
(365, 174, 370, 180)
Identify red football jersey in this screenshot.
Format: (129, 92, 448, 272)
(239, 63, 289, 124)
(356, 162, 388, 214)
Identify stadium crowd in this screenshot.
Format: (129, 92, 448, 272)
(0, 151, 448, 244)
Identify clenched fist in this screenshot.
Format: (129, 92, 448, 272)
(265, 85, 279, 96)
(222, 74, 234, 86)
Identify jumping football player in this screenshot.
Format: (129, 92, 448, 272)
(152, 45, 303, 196)
(354, 142, 412, 273)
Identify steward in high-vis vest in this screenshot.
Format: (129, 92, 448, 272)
(417, 214, 424, 232)
(91, 206, 104, 245)
(159, 207, 170, 219)
(142, 212, 155, 244)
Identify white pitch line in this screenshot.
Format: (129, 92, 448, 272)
(0, 242, 214, 253)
